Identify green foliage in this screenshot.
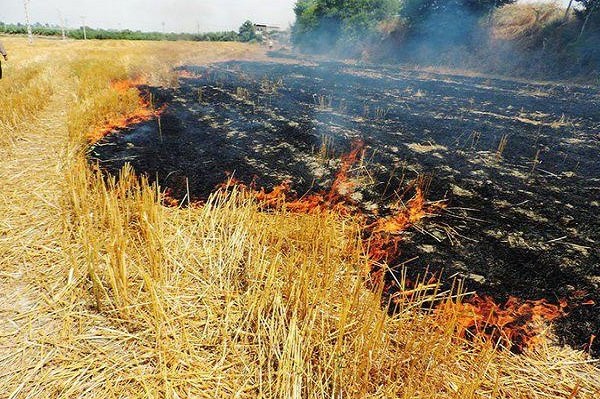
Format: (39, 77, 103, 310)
(0, 21, 239, 42)
(575, 0, 600, 24)
(238, 20, 259, 42)
(291, 0, 516, 52)
(576, 0, 599, 14)
(292, 0, 401, 51)
(400, 0, 516, 28)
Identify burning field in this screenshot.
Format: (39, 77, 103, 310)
(3, 37, 600, 398)
(90, 59, 600, 355)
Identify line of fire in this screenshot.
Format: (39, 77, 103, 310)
(89, 59, 599, 357)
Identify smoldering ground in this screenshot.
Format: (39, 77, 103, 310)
(90, 58, 600, 356)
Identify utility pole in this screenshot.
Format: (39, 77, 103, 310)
(58, 9, 66, 41)
(197, 21, 200, 35)
(23, 0, 33, 44)
(162, 21, 166, 35)
(564, 0, 574, 22)
(80, 16, 87, 40)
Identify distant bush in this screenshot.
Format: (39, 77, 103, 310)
(481, 2, 599, 81)
(290, 0, 599, 82)
(400, 0, 516, 27)
(0, 21, 240, 42)
(576, 0, 600, 24)
(291, 0, 518, 53)
(492, 2, 564, 41)
(238, 20, 260, 42)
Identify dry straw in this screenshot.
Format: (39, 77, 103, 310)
(0, 37, 598, 398)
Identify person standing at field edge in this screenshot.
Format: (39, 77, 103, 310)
(0, 41, 8, 79)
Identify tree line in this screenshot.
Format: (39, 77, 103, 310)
(0, 20, 268, 43)
(292, 0, 600, 52)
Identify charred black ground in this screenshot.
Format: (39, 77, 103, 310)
(90, 59, 600, 355)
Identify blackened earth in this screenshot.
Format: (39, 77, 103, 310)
(90, 59, 600, 356)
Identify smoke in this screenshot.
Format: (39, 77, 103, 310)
(393, 3, 485, 65)
(291, 0, 497, 60)
(292, 0, 599, 81)
(292, 0, 401, 56)
(292, 17, 344, 54)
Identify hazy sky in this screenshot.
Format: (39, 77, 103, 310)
(1, 0, 572, 33)
(2, 0, 298, 33)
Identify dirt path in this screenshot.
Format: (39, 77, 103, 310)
(0, 67, 71, 393)
(0, 44, 270, 396)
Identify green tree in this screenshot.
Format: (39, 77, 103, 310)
(575, 0, 600, 26)
(573, 0, 599, 42)
(292, 0, 400, 51)
(291, 0, 516, 52)
(575, 0, 600, 17)
(238, 20, 258, 42)
(400, 0, 516, 28)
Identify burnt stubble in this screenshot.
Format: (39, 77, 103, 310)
(90, 59, 600, 355)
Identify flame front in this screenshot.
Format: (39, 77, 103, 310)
(165, 137, 568, 353)
(88, 77, 161, 143)
(367, 186, 436, 263)
(438, 295, 568, 352)
(250, 140, 366, 214)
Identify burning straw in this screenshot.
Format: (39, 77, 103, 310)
(86, 77, 162, 144)
(217, 140, 575, 355)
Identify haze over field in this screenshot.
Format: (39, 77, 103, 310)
(1, 0, 573, 33)
(1, 0, 297, 32)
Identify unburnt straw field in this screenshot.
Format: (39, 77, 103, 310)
(92, 59, 600, 355)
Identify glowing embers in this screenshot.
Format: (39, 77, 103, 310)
(87, 77, 162, 143)
(438, 295, 568, 353)
(253, 140, 366, 214)
(176, 69, 202, 79)
(366, 185, 439, 264)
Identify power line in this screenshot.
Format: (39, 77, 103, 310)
(23, 0, 33, 44)
(57, 9, 66, 41)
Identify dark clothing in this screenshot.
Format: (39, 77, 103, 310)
(0, 41, 6, 79)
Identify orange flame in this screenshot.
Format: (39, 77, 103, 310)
(326, 139, 364, 204)
(177, 70, 201, 79)
(228, 140, 366, 215)
(367, 186, 444, 263)
(168, 139, 568, 353)
(162, 188, 181, 207)
(372, 187, 427, 234)
(438, 295, 568, 352)
(110, 76, 146, 92)
(88, 77, 161, 143)
(220, 141, 440, 262)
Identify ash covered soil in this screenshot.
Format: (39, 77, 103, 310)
(90, 59, 600, 355)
